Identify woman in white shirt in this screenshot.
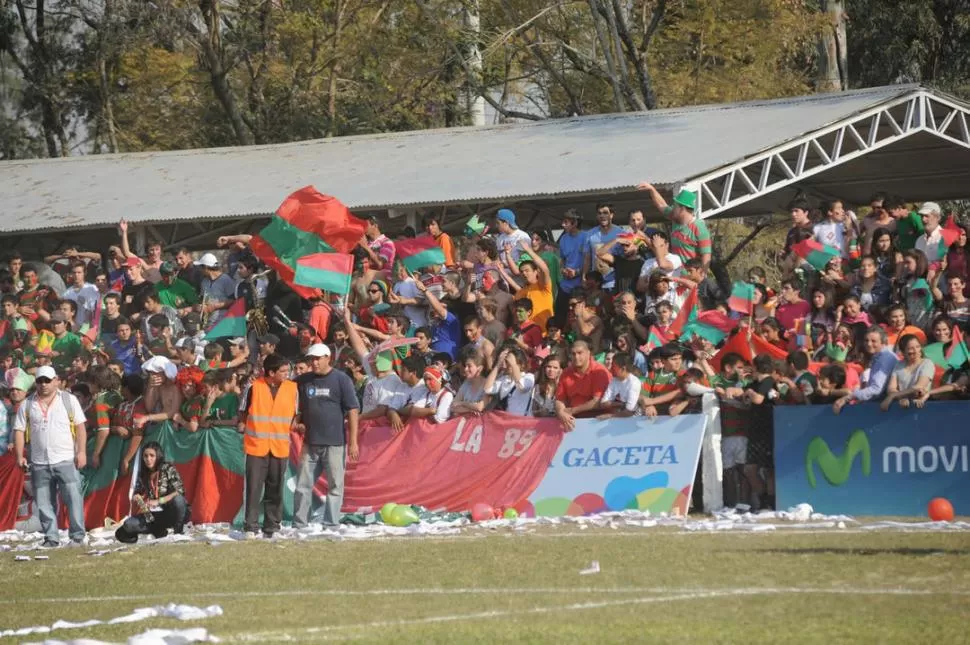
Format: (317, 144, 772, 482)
(881, 333, 935, 411)
(483, 347, 536, 416)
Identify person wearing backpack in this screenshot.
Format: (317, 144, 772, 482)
(13, 365, 88, 547)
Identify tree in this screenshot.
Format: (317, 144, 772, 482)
(846, 0, 970, 94)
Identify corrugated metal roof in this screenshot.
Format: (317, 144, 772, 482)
(0, 84, 923, 234)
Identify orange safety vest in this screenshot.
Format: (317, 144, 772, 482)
(244, 379, 297, 459)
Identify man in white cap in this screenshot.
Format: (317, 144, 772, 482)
(195, 252, 236, 328)
(13, 365, 88, 547)
(915, 202, 945, 266)
(292, 343, 360, 528)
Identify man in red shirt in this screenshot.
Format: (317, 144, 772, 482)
(555, 338, 611, 430)
(774, 278, 810, 334)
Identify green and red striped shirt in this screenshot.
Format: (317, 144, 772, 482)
(671, 218, 712, 263)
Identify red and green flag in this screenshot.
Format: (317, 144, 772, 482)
(938, 218, 962, 258)
(250, 187, 367, 298)
(680, 309, 737, 345)
(668, 287, 699, 338)
(395, 235, 446, 272)
(924, 326, 970, 370)
(728, 282, 756, 315)
(295, 253, 354, 295)
(641, 326, 668, 353)
(205, 298, 247, 340)
(791, 238, 840, 271)
(78, 422, 245, 531)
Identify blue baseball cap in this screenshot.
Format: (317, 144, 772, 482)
(496, 209, 517, 228)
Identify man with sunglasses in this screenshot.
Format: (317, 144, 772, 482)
(13, 365, 88, 547)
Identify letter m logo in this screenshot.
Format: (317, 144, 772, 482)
(805, 430, 871, 488)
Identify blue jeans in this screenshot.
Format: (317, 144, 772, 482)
(32, 460, 86, 542)
(292, 445, 345, 528)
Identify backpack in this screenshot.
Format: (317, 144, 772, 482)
(24, 390, 76, 444)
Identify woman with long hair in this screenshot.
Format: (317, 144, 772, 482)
(114, 441, 189, 543)
(451, 349, 488, 415)
(881, 334, 935, 411)
(531, 355, 563, 417)
(808, 287, 837, 335)
(898, 249, 934, 331)
(483, 346, 536, 416)
(870, 227, 899, 281)
(849, 256, 892, 313)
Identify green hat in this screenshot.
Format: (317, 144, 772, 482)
(673, 189, 697, 211)
(374, 350, 394, 372)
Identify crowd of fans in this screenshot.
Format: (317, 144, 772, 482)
(1, 185, 968, 515)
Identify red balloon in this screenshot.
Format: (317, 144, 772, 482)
(470, 502, 494, 522)
(928, 497, 954, 522)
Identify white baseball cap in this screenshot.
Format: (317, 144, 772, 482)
(918, 201, 941, 215)
(228, 337, 247, 346)
(194, 252, 219, 268)
(305, 343, 331, 358)
(35, 365, 57, 381)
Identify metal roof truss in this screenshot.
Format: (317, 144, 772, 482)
(693, 90, 970, 218)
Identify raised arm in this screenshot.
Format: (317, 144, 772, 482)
(519, 240, 551, 285)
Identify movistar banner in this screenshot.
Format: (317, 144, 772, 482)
(775, 402, 970, 515)
(527, 415, 706, 517)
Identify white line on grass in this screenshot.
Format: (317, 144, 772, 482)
(225, 586, 970, 643)
(227, 590, 738, 642)
(8, 585, 970, 606)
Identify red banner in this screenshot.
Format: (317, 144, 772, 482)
(0, 413, 565, 529)
(306, 412, 565, 511)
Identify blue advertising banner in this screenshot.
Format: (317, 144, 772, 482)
(527, 415, 706, 517)
(775, 402, 970, 516)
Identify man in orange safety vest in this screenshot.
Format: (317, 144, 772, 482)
(237, 353, 299, 538)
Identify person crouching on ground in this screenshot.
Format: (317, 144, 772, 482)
(115, 441, 189, 543)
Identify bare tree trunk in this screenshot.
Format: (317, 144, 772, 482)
(199, 0, 254, 145)
(464, 0, 486, 126)
(586, 0, 625, 112)
(614, 0, 663, 109)
(816, 0, 847, 92)
(325, 0, 345, 137)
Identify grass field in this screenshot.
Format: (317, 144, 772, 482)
(3, 521, 970, 644)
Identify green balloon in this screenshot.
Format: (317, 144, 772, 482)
(389, 505, 419, 527)
(503, 508, 519, 519)
(380, 503, 398, 523)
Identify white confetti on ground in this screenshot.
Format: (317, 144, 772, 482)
(2, 604, 222, 639)
(1, 504, 968, 553)
(28, 626, 219, 644)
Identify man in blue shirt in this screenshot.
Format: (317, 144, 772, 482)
(583, 203, 623, 291)
(414, 277, 461, 359)
(832, 326, 899, 414)
(293, 343, 359, 528)
(555, 209, 587, 325)
(107, 317, 149, 375)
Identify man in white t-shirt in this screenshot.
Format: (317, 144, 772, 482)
(812, 199, 852, 259)
(13, 366, 88, 547)
(598, 354, 641, 418)
(61, 262, 102, 328)
(495, 209, 532, 270)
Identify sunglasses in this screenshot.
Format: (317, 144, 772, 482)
(35, 377, 53, 384)
(368, 289, 381, 294)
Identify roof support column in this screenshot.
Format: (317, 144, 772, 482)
(135, 226, 146, 256)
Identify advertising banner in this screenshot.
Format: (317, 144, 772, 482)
(0, 411, 708, 529)
(775, 402, 970, 516)
(527, 415, 707, 517)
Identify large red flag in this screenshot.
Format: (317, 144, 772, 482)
(250, 187, 367, 298)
